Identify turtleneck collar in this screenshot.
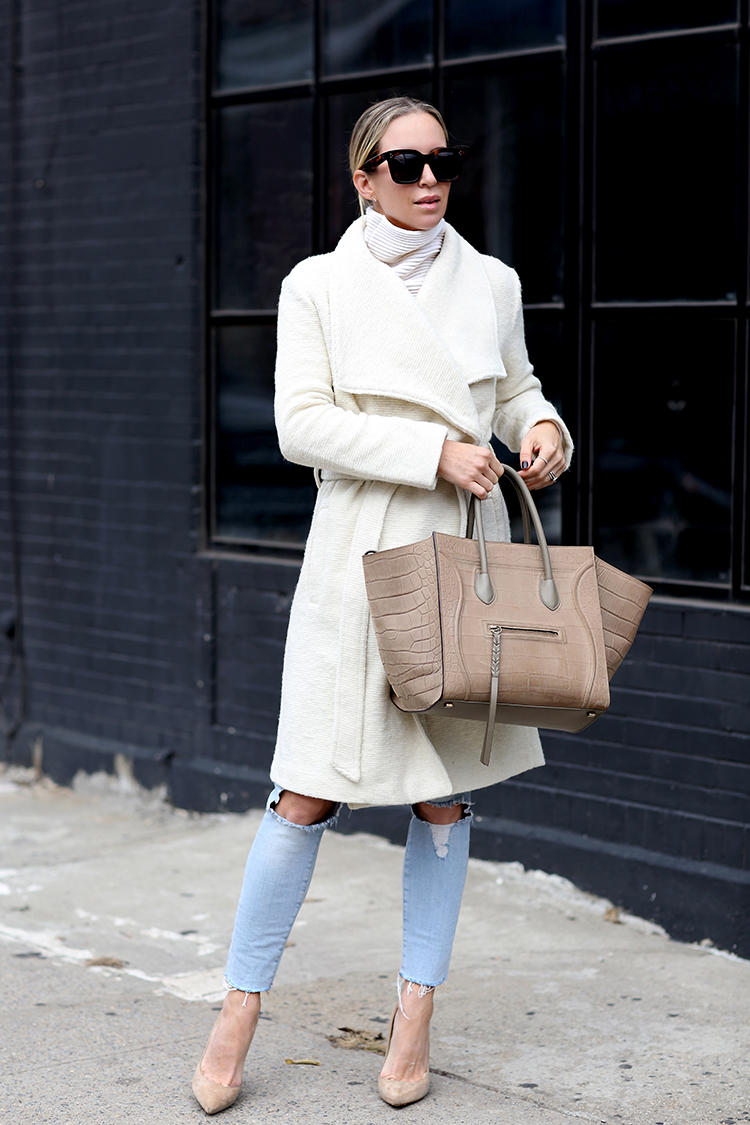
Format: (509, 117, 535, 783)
(363, 208, 446, 296)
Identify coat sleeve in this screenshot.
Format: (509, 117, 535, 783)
(274, 271, 449, 489)
(487, 263, 574, 468)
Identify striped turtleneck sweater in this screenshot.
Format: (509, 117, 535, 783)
(363, 207, 446, 295)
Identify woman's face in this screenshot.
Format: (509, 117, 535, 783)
(353, 112, 451, 232)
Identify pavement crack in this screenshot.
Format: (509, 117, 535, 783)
(427, 1067, 605, 1121)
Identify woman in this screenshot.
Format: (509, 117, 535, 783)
(192, 96, 572, 1115)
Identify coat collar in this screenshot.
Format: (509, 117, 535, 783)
(328, 218, 503, 443)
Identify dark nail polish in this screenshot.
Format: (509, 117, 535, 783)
(521, 461, 529, 470)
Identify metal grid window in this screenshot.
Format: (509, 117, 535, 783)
(205, 0, 749, 601)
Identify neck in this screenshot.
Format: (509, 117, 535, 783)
(363, 210, 446, 296)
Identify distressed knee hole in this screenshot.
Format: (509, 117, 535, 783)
(268, 794, 340, 831)
(271, 789, 339, 829)
(428, 821, 454, 858)
(412, 795, 472, 857)
(419, 808, 471, 858)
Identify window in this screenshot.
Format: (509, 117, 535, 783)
(587, 17, 747, 598)
(206, 2, 750, 600)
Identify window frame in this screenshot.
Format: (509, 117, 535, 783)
(201, 0, 750, 602)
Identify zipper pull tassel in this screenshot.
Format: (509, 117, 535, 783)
(481, 626, 502, 766)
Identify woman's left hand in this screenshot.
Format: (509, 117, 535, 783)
(518, 421, 565, 491)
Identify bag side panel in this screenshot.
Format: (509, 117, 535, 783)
(434, 545, 472, 701)
(569, 554, 611, 712)
(595, 558, 653, 680)
(362, 537, 443, 711)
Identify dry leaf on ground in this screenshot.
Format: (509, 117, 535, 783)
(327, 1027, 386, 1054)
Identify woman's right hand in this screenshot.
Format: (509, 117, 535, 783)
(437, 439, 504, 499)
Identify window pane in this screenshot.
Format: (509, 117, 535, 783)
(215, 0, 314, 90)
(597, 0, 737, 41)
(215, 100, 313, 310)
(446, 0, 565, 59)
(214, 325, 315, 544)
(446, 61, 564, 305)
(526, 319, 564, 546)
(322, 83, 433, 251)
(593, 319, 734, 585)
(595, 40, 738, 303)
(322, 0, 432, 76)
(494, 318, 565, 544)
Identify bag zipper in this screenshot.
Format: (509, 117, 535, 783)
(488, 625, 559, 637)
(481, 624, 560, 767)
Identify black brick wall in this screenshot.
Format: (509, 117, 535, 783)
(1, 0, 202, 761)
(1, 1, 748, 957)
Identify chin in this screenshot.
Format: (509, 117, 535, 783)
(414, 215, 446, 231)
(378, 204, 447, 231)
(408, 206, 447, 230)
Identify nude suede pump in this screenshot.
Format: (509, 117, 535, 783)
(377, 1007, 430, 1107)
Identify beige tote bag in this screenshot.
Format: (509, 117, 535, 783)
(362, 465, 652, 765)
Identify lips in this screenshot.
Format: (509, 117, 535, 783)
(416, 196, 440, 205)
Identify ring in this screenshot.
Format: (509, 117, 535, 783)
(548, 470, 557, 483)
(538, 456, 549, 466)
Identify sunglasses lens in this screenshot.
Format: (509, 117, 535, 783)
(432, 152, 463, 180)
(387, 150, 465, 183)
(388, 152, 423, 183)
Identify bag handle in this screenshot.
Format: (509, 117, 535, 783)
(467, 472, 531, 544)
(468, 463, 561, 612)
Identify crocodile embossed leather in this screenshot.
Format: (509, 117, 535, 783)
(362, 465, 652, 765)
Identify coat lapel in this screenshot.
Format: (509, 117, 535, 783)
(329, 219, 504, 444)
(416, 225, 504, 386)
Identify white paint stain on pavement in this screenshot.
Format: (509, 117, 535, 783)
(0, 921, 94, 963)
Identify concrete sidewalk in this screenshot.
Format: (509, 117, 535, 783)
(0, 764, 747, 1125)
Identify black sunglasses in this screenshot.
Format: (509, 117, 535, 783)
(360, 145, 470, 185)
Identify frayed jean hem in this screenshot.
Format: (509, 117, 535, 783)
(416, 791, 473, 812)
(223, 973, 272, 997)
(398, 970, 447, 989)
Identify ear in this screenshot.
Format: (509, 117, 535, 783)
(353, 167, 377, 203)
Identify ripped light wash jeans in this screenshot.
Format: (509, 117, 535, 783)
(224, 786, 472, 994)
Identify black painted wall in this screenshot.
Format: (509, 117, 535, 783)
(1, 0, 203, 766)
(1, 0, 748, 957)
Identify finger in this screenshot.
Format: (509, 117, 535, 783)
(475, 461, 501, 496)
(473, 454, 499, 483)
(522, 460, 547, 484)
(468, 479, 490, 500)
(529, 459, 564, 489)
(524, 470, 549, 490)
(545, 454, 566, 479)
(525, 447, 558, 481)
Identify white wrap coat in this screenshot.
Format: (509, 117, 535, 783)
(270, 217, 573, 807)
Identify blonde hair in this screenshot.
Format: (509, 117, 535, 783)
(348, 96, 450, 216)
